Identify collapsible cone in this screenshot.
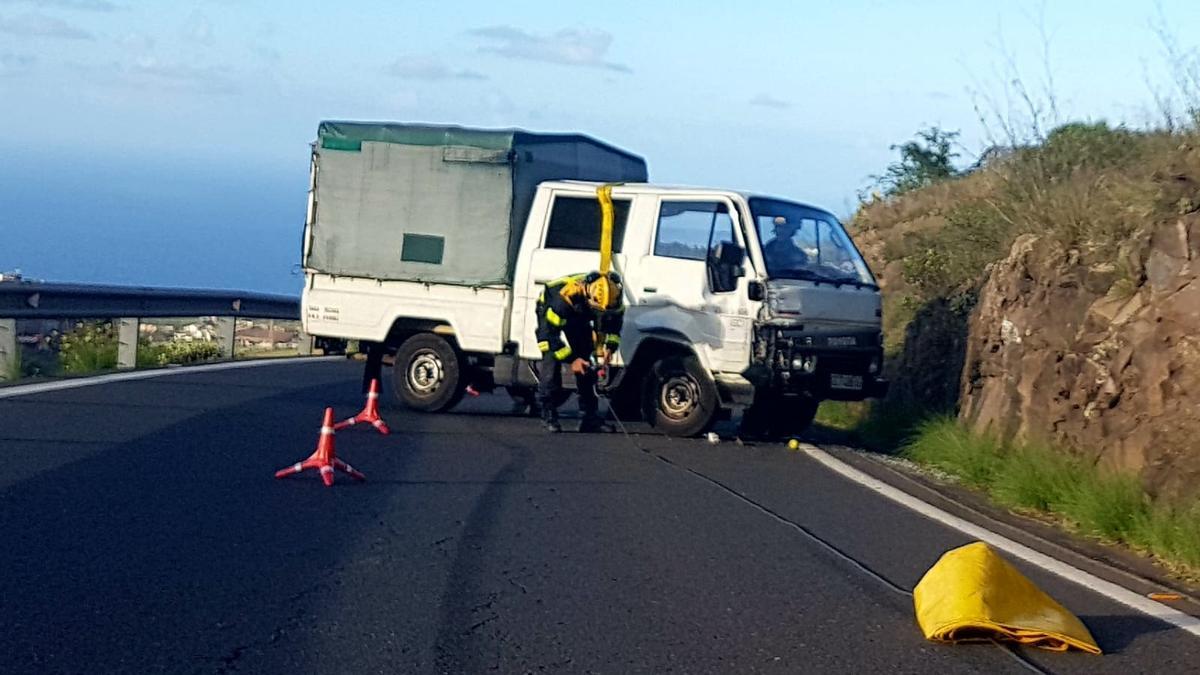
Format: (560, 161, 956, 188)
(334, 378, 390, 435)
(274, 407, 366, 487)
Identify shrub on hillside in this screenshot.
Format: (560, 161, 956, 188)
(869, 126, 962, 197)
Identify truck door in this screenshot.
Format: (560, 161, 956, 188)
(630, 198, 753, 373)
(514, 191, 633, 361)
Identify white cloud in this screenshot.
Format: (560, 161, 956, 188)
(250, 43, 280, 62)
(750, 93, 791, 109)
(128, 57, 236, 93)
(470, 25, 630, 73)
(182, 10, 213, 46)
(117, 31, 154, 51)
(0, 12, 93, 39)
(0, 0, 118, 11)
(387, 57, 486, 81)
(72, 57, 240, 95)
(0, 51, 36, 75)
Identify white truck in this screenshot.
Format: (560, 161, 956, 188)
(301, 122, 887, 437)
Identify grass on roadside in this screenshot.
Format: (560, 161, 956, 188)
(814, 399, 931, 453)
(903, 417, 1200, 578)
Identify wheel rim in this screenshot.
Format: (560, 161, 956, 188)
(659, 374, 700, 420)
(407, 349, 445, 395)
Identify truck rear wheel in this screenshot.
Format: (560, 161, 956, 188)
(643, 354, 718, 437)
(393, 333, 466, 412)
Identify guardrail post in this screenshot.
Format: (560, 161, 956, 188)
(216, 317, 235, 359)
(117, 318, 139, 369)
(0, 318, 17, 381)
(297, 330, 313, 356)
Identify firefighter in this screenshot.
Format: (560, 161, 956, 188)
(535, 271, 625, 432)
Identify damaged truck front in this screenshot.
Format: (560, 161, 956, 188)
(735, 197, 889, 437)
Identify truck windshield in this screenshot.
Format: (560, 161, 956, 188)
(749, 198, 876, 287)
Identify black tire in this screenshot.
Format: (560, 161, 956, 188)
(643, 354, 718, 437)
(740, 394, 819, 440)
(606, 380, 644, 423)
(392, 333, 466, 412)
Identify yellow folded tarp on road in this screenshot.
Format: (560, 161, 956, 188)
(913, 541, 1102, 654)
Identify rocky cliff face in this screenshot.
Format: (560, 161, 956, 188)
(959, 216, 1200, 502)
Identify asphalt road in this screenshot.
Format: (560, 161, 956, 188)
(1, 359, 1197, 674)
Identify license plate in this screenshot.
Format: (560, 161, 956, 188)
(830, 374, 863, 390)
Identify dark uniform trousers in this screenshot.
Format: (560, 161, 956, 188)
(537, 324, 598, 420)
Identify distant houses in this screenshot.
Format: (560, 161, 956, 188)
(235, 325, 298, 349)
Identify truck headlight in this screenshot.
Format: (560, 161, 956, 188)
(869, 357, 881, 374)
(791, 356, 817, 373)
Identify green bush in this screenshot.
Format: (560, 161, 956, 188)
(992, 444, 1076, 512)
(901, 202, 1013, 302)
(870, 126, 962, 197)
(140, 340, 222, 366)
(903, 417, 1003, 487)
(1038, 122, 1141, 175)
(59, 321, 118, 373)
(59, 321, 223, 374)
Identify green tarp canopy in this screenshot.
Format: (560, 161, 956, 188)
(306, 121, 649, 286)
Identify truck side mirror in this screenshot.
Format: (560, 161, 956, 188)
(748, 281, 764, 301)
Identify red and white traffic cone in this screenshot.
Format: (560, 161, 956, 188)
(275, 407, 366, 487)
(334, 378, 390, 435)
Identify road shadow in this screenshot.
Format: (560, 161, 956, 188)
(1079, 614, 1175, 653)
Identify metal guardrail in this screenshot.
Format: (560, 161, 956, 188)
(0, 281, 300, 320)
(0, 281, 307, 380)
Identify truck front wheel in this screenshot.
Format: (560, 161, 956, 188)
(643, 354, 718, 437)
(393, 333, 466, 412)
(740, 395, 819, 440)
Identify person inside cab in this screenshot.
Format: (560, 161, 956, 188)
(762, 216, 809, 272)
(535, 271, 624, 433)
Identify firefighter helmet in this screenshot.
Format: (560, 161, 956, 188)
(584, 271, 623, 312)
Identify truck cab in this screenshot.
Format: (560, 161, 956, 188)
(501, 181, 886, 437)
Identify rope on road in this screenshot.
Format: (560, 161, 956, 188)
(605, 406, 1052, 675)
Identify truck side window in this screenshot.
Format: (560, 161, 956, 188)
(544, 195, 630, 252)
(654, 201, 731, 261)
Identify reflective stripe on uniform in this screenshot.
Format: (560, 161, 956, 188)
(537, 341, 550, 352)
(545, 307, 566, 327)
(605, 334, 621, 346)
(554, 346, 572, 361)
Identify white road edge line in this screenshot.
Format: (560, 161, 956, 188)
(802, 443, 1200, 639)
(0, 356, 343, 399)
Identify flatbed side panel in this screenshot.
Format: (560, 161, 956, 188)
(303, 274, 509, 353)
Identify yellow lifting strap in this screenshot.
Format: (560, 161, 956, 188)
(913, 542, 1101, 654)
(596, 184, 615, 276)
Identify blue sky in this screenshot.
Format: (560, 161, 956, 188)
(2, 0, 1198, 293)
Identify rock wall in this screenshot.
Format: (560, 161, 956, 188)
(959, 216, 1200, 501)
